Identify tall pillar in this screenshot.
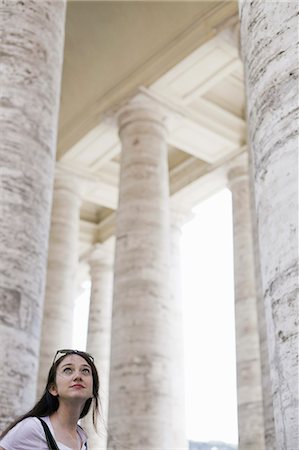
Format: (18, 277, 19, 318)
(108, 97, 172, 449)
(249, 151, 276, 450)
(228, 159, 265, 449)
(239, 3, 298, 448)
(0, 0, 66, 427)
(84, 244, 113, 450)
(38, 171, 81, 394)
(170, 210, 189, 450)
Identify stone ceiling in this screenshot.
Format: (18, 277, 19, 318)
(56, 1, 246, 257)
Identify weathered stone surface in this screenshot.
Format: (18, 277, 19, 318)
(108, 98, 173, 449)
(249, 150, 276, 450)
(228, 160, 265, 450)
(38, 172, 81, 395)
(239, 2, 299, 448)
(0, 0, 66, 427)
(83, 245, 113, 450)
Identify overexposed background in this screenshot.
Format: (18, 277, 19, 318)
(73, 187, 238, 445)
(181, 188, 238, 445)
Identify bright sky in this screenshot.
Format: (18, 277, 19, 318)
(73, 187, 238, 446)
(181, 188, 238, 445)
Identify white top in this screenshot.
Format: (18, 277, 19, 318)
(0, 416, 87, 450)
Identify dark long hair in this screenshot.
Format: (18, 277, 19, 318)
(1, 350, 100, 438)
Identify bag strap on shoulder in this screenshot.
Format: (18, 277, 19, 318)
(77, 424, 88, 449)
(37, 417, 60, 450)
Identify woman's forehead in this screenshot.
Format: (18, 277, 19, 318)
(58, 353, 91, 367)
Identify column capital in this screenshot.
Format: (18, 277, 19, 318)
(81, 242, 114, 268)
(117, 92, 169, 139)
(54, 166, 82, 200)
(170, 207, 195, 229)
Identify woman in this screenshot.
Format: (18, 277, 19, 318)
(0, 349, 100, 450)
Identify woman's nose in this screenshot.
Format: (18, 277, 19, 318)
(73, 370, 83, 380)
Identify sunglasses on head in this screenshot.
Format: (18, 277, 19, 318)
(52, 349, 94, 366)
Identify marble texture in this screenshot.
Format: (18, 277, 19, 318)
(249, 150, 276, 450)
(239, 2, 299, 448)
(0, 0, 66, 427)
(108, 98, 173, 449)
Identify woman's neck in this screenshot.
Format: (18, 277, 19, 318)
(49, 406, 83, 450)
(50, 403, 81, 431)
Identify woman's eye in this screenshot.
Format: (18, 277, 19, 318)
(63, 367, 72, 374)
(82, 368, 91, 375)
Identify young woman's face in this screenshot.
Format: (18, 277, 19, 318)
(50, 354, 93, 402)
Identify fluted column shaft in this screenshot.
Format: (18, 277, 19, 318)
(239, 3, 298, 448)
(0, 0, 66, 427)
(108, 99, 172, 449)
(38, 172, 81, 394)
(84, 247, 113, 450)
(228, 163, 265, 450)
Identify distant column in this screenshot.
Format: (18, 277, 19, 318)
(239, 2, 298, 448)
(108, 97, 173, 449)
(0, 0, 66, 427)
(38, 171, 81, 394)
(84, 244, 113, 450)
(228, 159, 265, 450)
(170, 210, 189, 450)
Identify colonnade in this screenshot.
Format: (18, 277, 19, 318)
(0, 1, 298, 449)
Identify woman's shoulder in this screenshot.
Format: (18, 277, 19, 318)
(0, 417, 46, 449)
(14, 416, 44, 432)
(1, 417, 43, 436)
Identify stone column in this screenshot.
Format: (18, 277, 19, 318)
(38, 171, 81, 395)
(169, 210, 189, 450)
(108, 97, 172, 449)
(239, 3, 298, 448)
(228, 159, 265, 450)
(254, 243, 276, 450)
(249, 151, 276, 450)
(0, 0, 66, 427)
(83, 244, 113, 450)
